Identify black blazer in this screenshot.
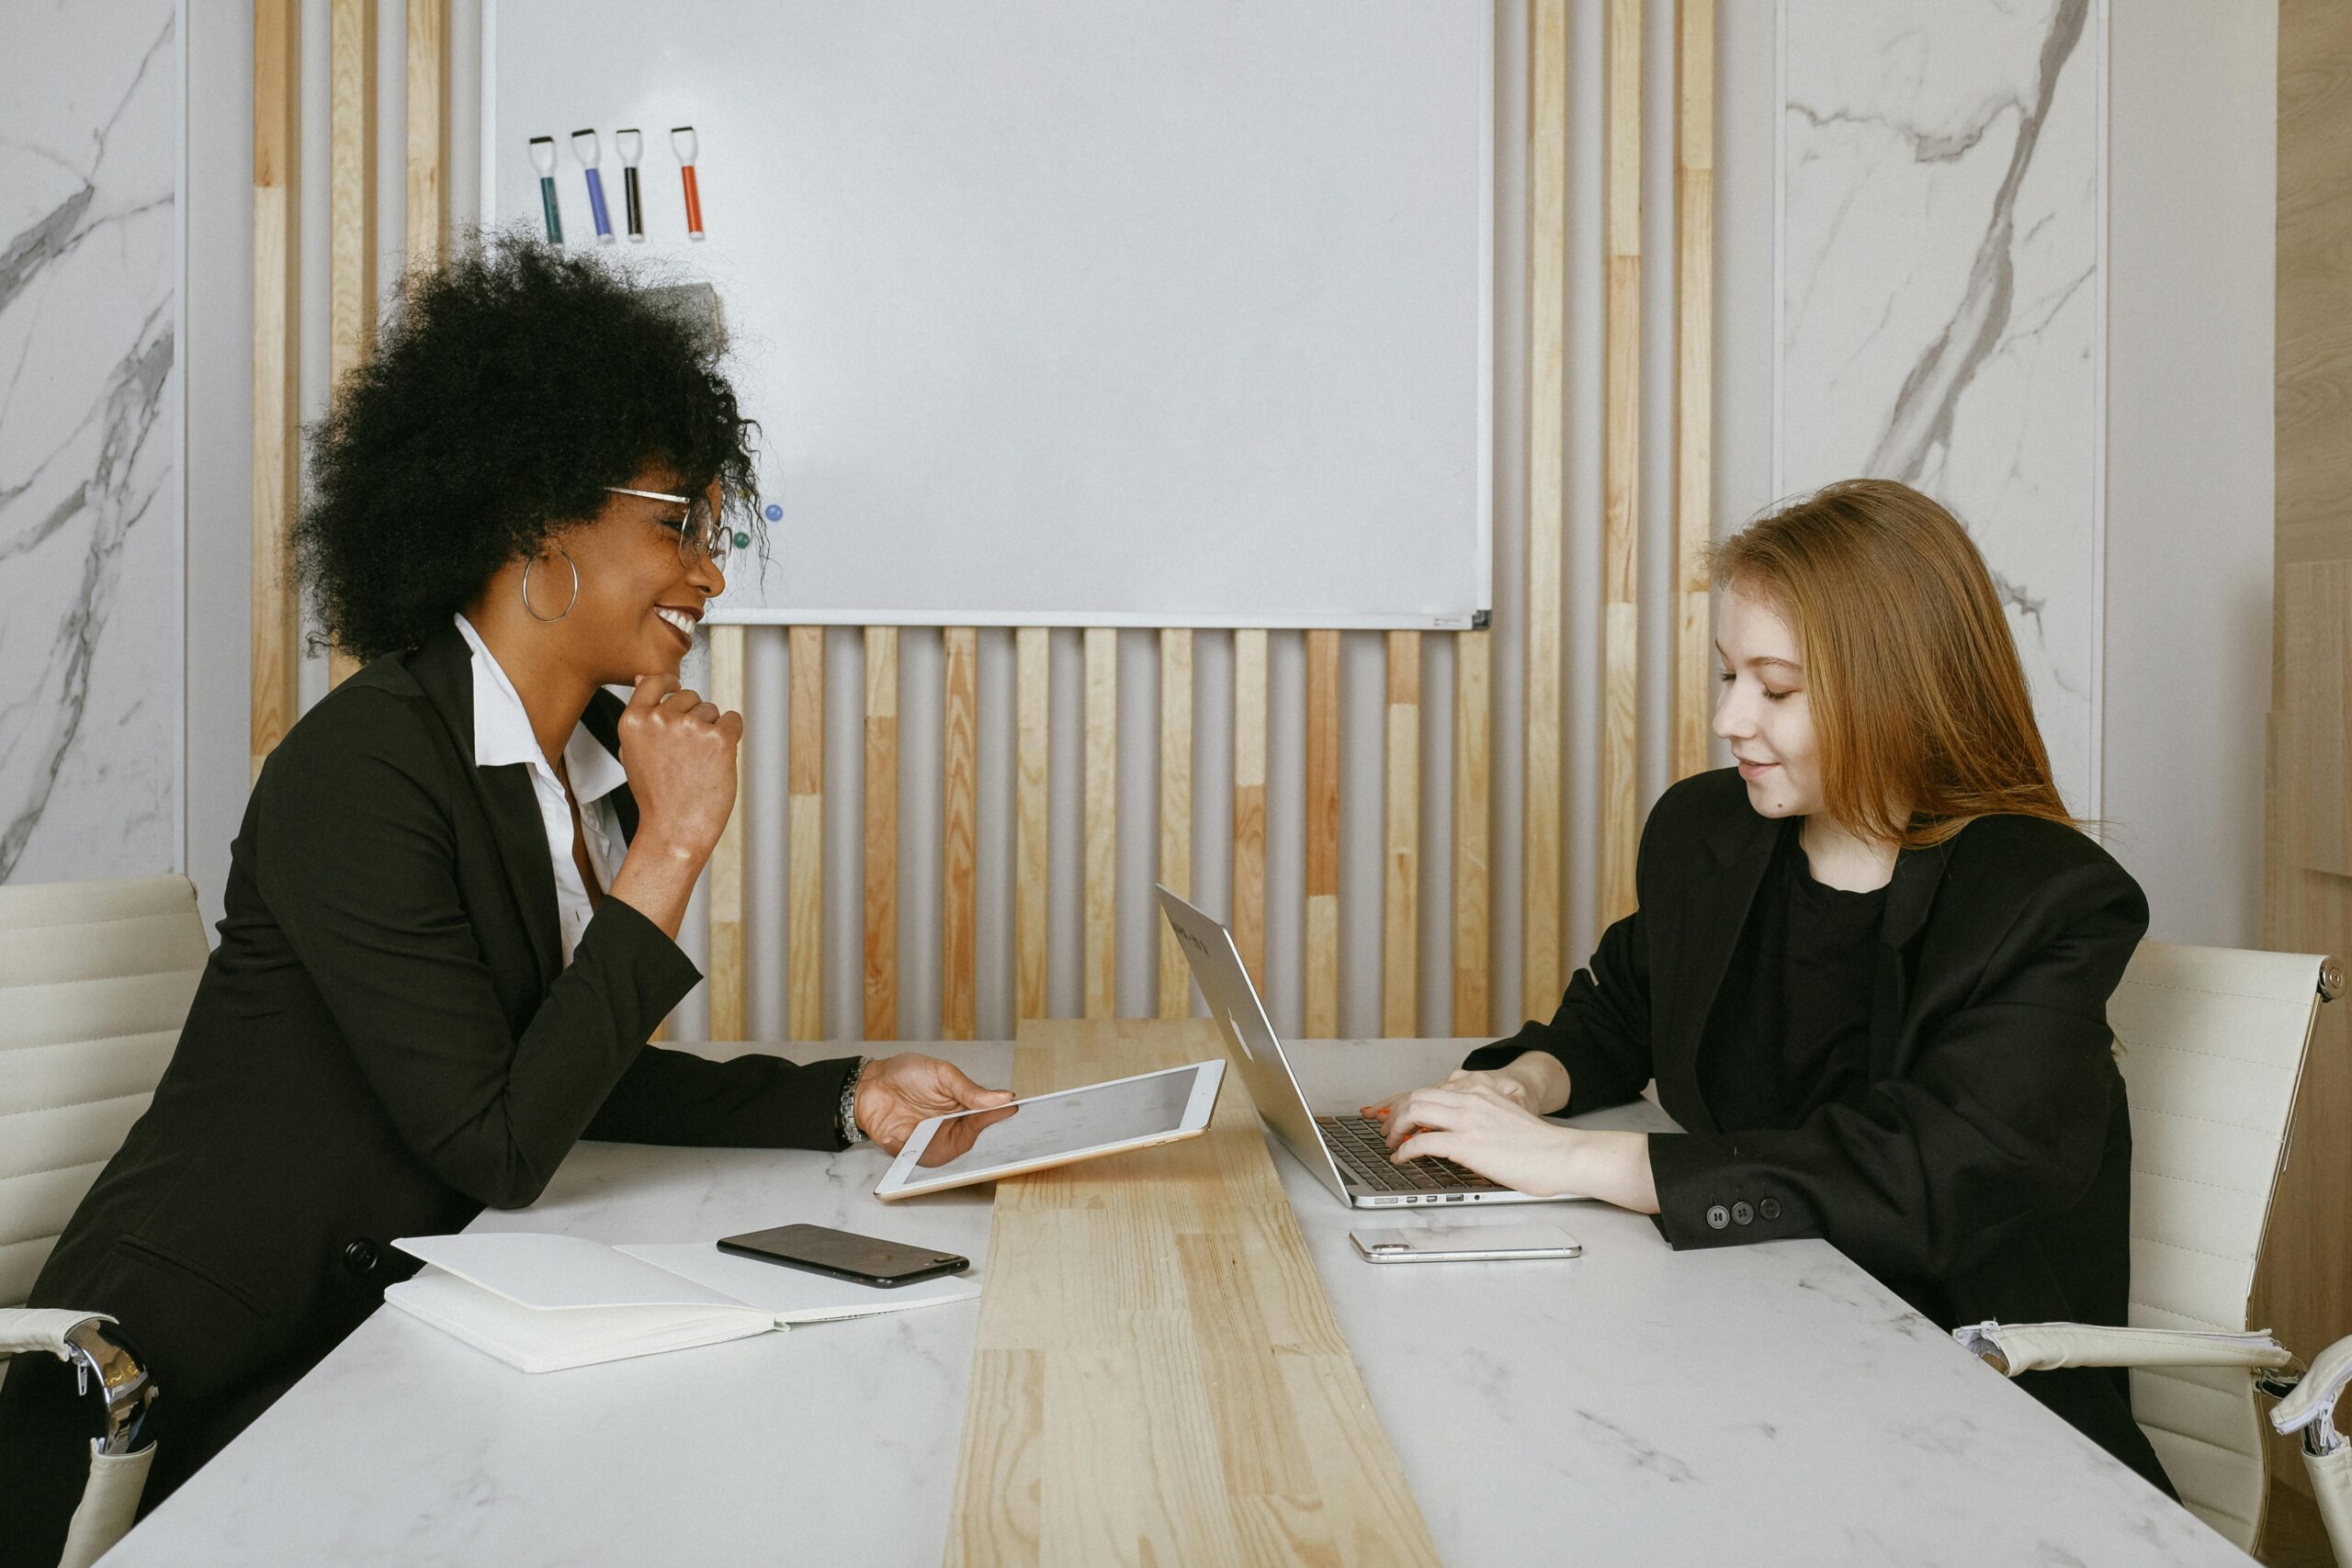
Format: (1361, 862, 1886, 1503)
(23, 623, 857, 1440)
(1466, 767, 2170, 1493)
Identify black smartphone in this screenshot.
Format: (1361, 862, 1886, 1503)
(715, 1223, 970, 1289)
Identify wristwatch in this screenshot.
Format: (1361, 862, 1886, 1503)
(837, 1056, 869, 1146)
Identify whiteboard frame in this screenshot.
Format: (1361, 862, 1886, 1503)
(479, 0, 1494, 632)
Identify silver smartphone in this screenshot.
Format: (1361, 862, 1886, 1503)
(1349, 1222, 1582, 1264)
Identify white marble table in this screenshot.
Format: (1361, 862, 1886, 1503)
(107, 1040, 2249, 1567)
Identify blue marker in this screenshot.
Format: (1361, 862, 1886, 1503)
(528, 137, 563, 243)
(572, 130, 613, 243)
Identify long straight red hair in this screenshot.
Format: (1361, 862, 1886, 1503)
(1711, 479, 2075, 848)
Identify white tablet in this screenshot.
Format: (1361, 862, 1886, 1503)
(874, 1060, 1225, 1201)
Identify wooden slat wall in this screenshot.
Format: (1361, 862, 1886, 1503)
(270, 10, 1728, 1051)
(2262, 0, 2352, 1506)
(1231, 629, 1269, 989)
(941, 628, 979, 1039)
(252, 0, 301, 784)
(1522, 0, 1569, 1022)
(706, 626, 748, 1039)
(1303, 629, 1340, 1036)
(863, 627, 899, 1040)
(1382, 633, 1420, 1036)
(1452, 630, 1491, 1034)
(324, 0, 374, 691)
(1015, 627, 1050, 1020)
(1156, 629, 1193, 1020)
(403, 0, 447, 268)
(1672, 0, 1716, 783)
(1598, 0, 1643, 931)
(787, 626, 825, 1040)
(1082, 629, 1118, 1019)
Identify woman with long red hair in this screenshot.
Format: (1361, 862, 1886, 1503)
(1373, 479, 2168, 1494)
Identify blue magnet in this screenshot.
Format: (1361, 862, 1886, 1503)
(763, 503, 783, 522)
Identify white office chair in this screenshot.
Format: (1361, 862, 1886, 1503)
(1, 875, 209, 1568)
(1952, 941, 2349, 1562)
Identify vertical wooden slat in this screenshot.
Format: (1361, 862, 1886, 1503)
(1672, 0, 1716, 783)
(1303, 629, 1340, 1036)
(1382, 632, 1420, 1037)
(325, 0, 374, 689)
(1231, 629, 1269, 989)
(863, 627, 899, 1040)
(1523, 0, 1569, 1022)
(252, 0, 300, 782)
(403, 0, 447, 269)
(1083, 628, 1118, 1019)
(1598, 0, 1643, 929)
(1015, 627, 1050, 1019)
(707, 626, 747, 1039)
(787, 626, 825, 1040)
(1157, 628, 1194, 1019)
(942, 627, 979, 1040)
(1452, 629, 1491, 1035)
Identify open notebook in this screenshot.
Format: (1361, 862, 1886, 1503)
(385, 1233, 982, 1373)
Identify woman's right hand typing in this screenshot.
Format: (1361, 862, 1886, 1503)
(609, 673, 742, 938)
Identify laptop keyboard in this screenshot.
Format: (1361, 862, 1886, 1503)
(1317, 1114, 1503, 1194)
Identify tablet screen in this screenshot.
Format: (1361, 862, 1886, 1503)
(909, 1064, 1208, 1179)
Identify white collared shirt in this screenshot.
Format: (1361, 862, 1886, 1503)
(455, 615, 631, 964)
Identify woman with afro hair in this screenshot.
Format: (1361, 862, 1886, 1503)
(0, 238, 1012, 1561)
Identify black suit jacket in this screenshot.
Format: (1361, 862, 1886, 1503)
(22, 623, 857, 1437)
(1466, 767, 2169, 1493)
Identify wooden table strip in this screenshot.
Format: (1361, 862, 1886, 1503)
(864, 626, 899, 1040)
(1157, 629, 1193, 1019)
(1303, 628, 1340, 1036)
(1673, 0, 1716, 784)
(1452, 628, 1492, 1035)
(787, 626, 825, 1040)
(1599, 0, 1643, 930)
(1231, 630, 1270, 989)
(1016, 627, 1050, 1019)
(252, 0, 301, 782)
(1523, 0, 1569, 1021)
(707, 625, 747, 1040)
(944, 1019, 1442, 1568)
(325, 0, 376, 690)
(1383, 632, 1420, 1037)
(1083, 629, 1118, 1019)
(942, 627, 979, 1040)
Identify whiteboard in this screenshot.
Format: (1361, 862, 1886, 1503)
(483, 1, 1492, 628)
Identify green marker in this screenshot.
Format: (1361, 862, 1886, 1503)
(529, 137, 563, 243)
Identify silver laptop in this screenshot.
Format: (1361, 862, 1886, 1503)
(1156, 885, 1568, 1208)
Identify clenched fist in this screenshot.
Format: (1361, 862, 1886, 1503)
(618, 673, 742, 865)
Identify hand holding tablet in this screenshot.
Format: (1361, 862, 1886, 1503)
(875, 1061, 1225, 1201)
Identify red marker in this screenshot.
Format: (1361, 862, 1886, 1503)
(672, 126, 705, 240)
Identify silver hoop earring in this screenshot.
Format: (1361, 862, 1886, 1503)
(520, 547, 580, 623)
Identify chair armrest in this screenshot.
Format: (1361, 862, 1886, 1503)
(2274, 1334, 2352, 1453)
(0, 1309, 156, 1456)
(1954, 1321, 2295, 1377)
(0, 1308, 115, 1359)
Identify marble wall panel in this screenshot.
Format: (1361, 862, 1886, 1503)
(1779, 0, 2102, 815)
(0, 1, 181, 883)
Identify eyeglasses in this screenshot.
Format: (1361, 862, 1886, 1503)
(605, 486, 746, 569)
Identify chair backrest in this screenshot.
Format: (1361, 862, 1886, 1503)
(0, 876, 209, 1310)
(2108, 940, 2334, 1551)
